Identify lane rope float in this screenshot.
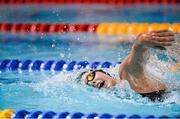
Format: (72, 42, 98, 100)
(0, 0, 179, 5)
(0, 23, 179, 34)
(0, 59, 121, 72)
(1, 59, 179, 74)
(0, 109, 14, 119)
(0, 109, 178, 119)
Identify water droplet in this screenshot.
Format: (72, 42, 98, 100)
(52, 44, 56, 48)
(60, 53, 65, 58)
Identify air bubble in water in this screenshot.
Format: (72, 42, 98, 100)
(60, 53, 65, 58)
(52, 44, 56, 48)
(67, 53, 71, 59)
(83, 57, 88, 60)
(56, 13, 59, 17)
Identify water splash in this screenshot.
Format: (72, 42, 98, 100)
(30, 37, 180, 106)
(166, 33, 180, 63)
(25, 64, 179, 115)
(142, 44, 180, 104)
(31, 67, 176, 106)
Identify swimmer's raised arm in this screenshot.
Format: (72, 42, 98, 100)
(119, 30, 175, 93)
(79, 30, 175, 100)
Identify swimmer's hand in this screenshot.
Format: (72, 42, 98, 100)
(136, 30, 175, 50)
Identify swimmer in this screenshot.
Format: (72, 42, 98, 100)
(79, 30, 175, 101)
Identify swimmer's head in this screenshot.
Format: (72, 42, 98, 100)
(78, 69, 117, 89)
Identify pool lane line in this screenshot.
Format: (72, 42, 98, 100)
(0, 23, 180, 34)
(0, 109, 178, 119)
(0, 59, 179, 73)
(0, 0, 179, 5)
(0, 23, 98, 33)
(0, 59, 120, 72)
(96, 23, 180, 35)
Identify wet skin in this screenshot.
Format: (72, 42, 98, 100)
(82, 30, 175, 94)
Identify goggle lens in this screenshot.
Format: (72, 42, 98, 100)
(87, 74, 93, 81)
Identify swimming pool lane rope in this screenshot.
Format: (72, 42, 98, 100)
(0, 109, 179, 119)
(0, 59, 120, 72)
(0, 23, 180, 35)
(0, 0, 179, 5)
(1, 59, 179, 73)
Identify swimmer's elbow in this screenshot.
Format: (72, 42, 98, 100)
(163, 83, 167, 91)
(159, 82, 167, 91)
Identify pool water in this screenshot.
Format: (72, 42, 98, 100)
(0, 32, 180, 116)
(0, 4, 180, 23)
(0, 33, 131, 61)
(0, 4, 180, 117)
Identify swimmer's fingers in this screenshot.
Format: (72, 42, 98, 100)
(150, 30, 171, 33)
(152, 36, 175, 42)
(152, 31, 174, 37)
(159, 42, 172, 46)
(136, 30, 174, 47)
(150, 40, 172, 46)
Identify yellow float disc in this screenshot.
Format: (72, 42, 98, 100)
(0, 109, 14, 119)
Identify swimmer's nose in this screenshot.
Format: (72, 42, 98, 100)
(92, 81, 97, 86)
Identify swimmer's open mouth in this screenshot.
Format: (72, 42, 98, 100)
(98, 81, 105, 89)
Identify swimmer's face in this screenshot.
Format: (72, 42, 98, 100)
(81, 70, 117, 89)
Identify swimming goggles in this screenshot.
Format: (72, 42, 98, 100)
(86, 70, 112, 84)
(86, 70, 96, 83)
